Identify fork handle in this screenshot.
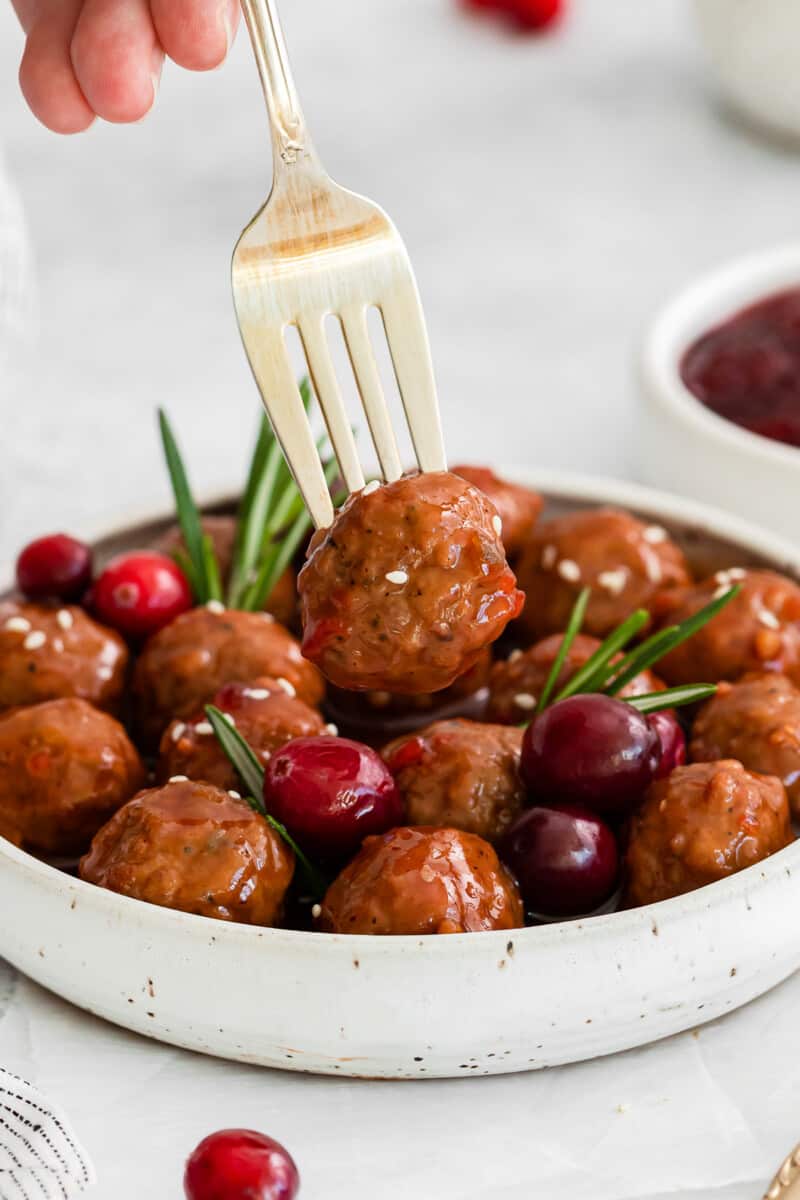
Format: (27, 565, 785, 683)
(240, 0, 315, 170)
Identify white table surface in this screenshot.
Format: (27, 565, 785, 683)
(2, 1, 800, 1196)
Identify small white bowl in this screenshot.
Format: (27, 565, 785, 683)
(639, 244, 800, 544)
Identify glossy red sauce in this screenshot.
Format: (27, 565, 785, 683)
(681, 288, 800, 448)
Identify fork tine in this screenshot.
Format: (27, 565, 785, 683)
(242, 326, 335, 528)
(380, 282, 447, 473)
(340, 304, 403, 483)
(297, 316, 365, 494)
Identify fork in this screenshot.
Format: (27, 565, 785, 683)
(233, 0, 447, 530)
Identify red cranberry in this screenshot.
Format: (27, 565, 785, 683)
(184, 1129, 299, 1200)
(500, 804, 618, 917)
(522, 694, 660, 818)
(263, 736, 404, 859)
(16, 534, 92, 601)
(649, 709, 686, 778)
(462, 0, 562, 30)
(92, 551, 192, 638)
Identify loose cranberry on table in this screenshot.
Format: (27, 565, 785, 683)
(500, 804, 618, 918)
(263, 736, 403, 859)
(184, 1129, 299, 1200)
(462, 0, 563, 31)
(521, 694, 660, 818)
(16, 534, 92, 601)
(649, 708, 686, 778)
(91, 551, 192, 639)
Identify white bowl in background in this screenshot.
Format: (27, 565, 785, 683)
(639, 244, 800, 545)
(694, 0, 800, 143)
(2, 470, 800, 1079)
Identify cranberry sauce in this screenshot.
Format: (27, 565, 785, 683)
(681, 288, 800, 448)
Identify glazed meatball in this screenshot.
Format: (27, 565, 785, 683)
(382, 719, 525, 843)
(0, 698, 145, 856)
(654, 569, 800, 686)
(516, 508, 691, 641)
(154, 516, 297, 627)
(487, 633, 664, 725)
(80, 780, 294, 924)
(132, 606, 324, 745)
(625, 760, 792, 907)
(0, 601, 128, 714)
(325, 650, 491, 746)
(158, 676, 329, 790)
(298, 472, 524, 695)
(691, 673, 800, 816)
(319, 825, 523, 934)
(452, 465, 543, 558)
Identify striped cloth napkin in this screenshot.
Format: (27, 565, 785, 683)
(0, 1069, 95, 1199)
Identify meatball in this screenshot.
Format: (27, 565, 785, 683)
(0, 601, 128, 714)
(690, 673, 800, 816)
(452, 465, 543, 558)
(624, 760, 792, 907)
(0, 698, 145, 856)
(298, 472, 524, 695)
(487, 633, 663, 725)
(382, 719, 525, 843)
(516, 508, 691, 641)
(80, 780, 294, 925)
(319, 825, 523, 934)
(654, 569, 800, 686)
(158, 676, 329, 790)
(154, 516, 297, 627)
(132, 606, 324, 746)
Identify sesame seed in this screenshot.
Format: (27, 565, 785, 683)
(52, 638, 64, 654)
(221, 712, 237, 727)
(276, 677, 296, 697)
(325, 723, 339, 736)
(194, 721, 213, 736)
(645, 557, 662, 584)
(598, 568, 629, 597)
(24, 631, 46, 651)
(714, 570, 732, 586)
(492, 515, 503, 536)
(259, 611, 275, 622)
(362, 480, 380, 496)
(311, 904, 322, 920)
(171, 722, 187, 743)
(244, 688, 271, 700)
(557, 559, 581, 583)
(97, 666, 113, 681)
(541, 545, 557, 570)
(643, 525, 667, 544)
(509, 649, 523, 662)
(56, 609, 73, 630)
(385, 570, 409, 585)
(168, 775, 189, 783)
(728, 568, 747, 581)
(712, 585, 729, 601)
(228, 790, 241, 800)
(3, 617, 31, 633)
(758, 608, 780, 630)
(420, 865, 436, 883)
(513, 692, 537, 710)
(206, 600, 225, 614)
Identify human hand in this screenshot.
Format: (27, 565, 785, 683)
(11, 0, 240, 134)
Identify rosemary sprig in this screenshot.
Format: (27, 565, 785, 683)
(205, 705, 326, 900)
(536, 587, 590, 714)
(554, 609, 650, 703)
(157, 409, 213, 603)
(626, 685, 718, 714)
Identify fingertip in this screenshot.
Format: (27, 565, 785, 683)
(70, 11, 160, 124)
(19, 27, 96, 134)
(151, 0, 236, 72)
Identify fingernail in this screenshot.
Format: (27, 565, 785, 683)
(218, 0, 235, 58)
(135, 47, 163, 123)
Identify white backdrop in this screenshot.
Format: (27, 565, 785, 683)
(2, 2, 800, 1196)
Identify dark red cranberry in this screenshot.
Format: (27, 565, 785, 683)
(521, 694, 660, 818)
(184, 1129, 299, 1200)
(92, 551, 192, 638)
(16, 534, 92, 601)
(263, 736, 403, 858)
(500, 804, 618, 917)
(462, 0, 562, 30)
(649, 709, 686, 778)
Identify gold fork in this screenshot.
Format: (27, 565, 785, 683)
(766, 1143, 800, 1198)
(232, 0, 447, 530)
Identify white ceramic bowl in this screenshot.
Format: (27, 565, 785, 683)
(2, 470, 800, 1080)
(639, 244, 800, 545)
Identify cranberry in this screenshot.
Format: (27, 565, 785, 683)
(462, 0, 563, 31)
(649, 709, 686, 778)
(500, 804, 618, 917)
(92, 551, 192, 638)
(184, 1129, 299, 1200)
(263, 736, 404, 859)
(522, 694, 660, 818)
(16, 534, 92, 601)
